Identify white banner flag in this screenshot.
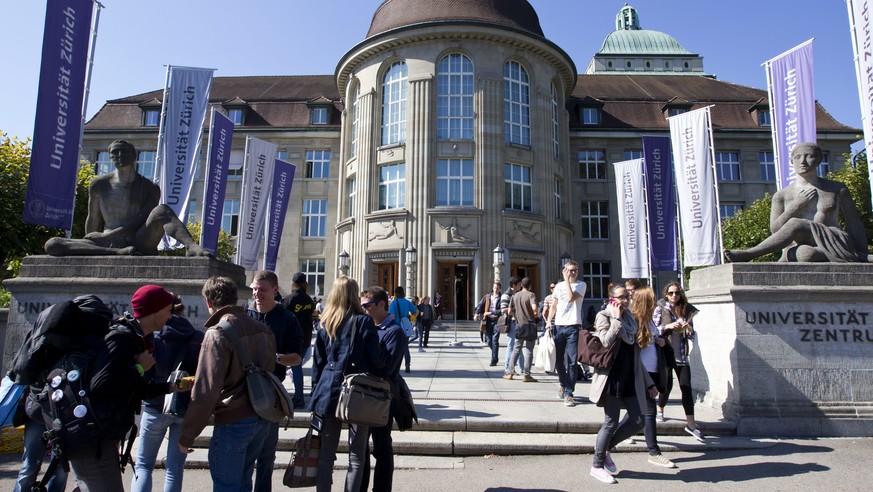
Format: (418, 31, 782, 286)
(159, 66, 214, 247)
(236, 137, 277, 270)
(613, 159, 650, 279)
(669, 108, 720, 266)
(848, 0, 873, 213)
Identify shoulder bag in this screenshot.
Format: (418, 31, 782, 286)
(219, 320, 294, 423)
(335, 316, 392, 428)
(577, 326, 620, 370)
(283, 417, 320, 487)
(393, 300, 415, 337)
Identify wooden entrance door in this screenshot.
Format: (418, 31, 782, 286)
(436, 262, 471, 320)
(511, 264, 540, 297)
(377, 263, 397, 295)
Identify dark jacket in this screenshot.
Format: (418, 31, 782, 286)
(143, 315, 204, 414)
(246, 303, 303, 380)
(282, 289, 315, 348)
(309, 313, 385, 417)
(376, 318, 406, 387)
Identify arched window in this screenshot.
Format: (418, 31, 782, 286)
(503, 61, 530, 146)
(381, 62, 408, 146)
(551, 83, 559, 158)
(350, 84, 360, 158)
(437, 53, 474, 140)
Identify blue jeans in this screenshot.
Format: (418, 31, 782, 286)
(14, 419, 67, 492)
(317, 415, 369, 492)
(483, 319, 500, 364)
(209, 416, 271, 492)
(131, 409, 187, 492)
(291, 345, 311, 406)
(504, 321, 524, 373)
(553, 325, 580, 397)
(594, 393, 644, 467)
(254, 421, 280, 492)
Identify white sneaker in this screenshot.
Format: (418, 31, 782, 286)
(685, 426, 705, 442)
(647, 454, 676, 468)
(590, 466, 617, 484)
(656, 413, 666, 423)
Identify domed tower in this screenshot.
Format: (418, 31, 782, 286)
(584, 4, 705, 75)
(335, 0, 576, 318)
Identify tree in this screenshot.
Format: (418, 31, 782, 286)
(0, 132, 94, 278)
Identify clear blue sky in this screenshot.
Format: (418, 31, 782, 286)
(0, 0, 863, 144)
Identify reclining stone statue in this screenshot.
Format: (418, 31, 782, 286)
(725, 142, 869, 263)
(45, 139, 210, 257)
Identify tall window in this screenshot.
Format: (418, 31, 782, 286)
(551, 84, 560, 158)
(95, 151, 112, 175)
(759, 151, 776, 181)
(579, 150, 607, 180)
(379, 163, 406, 210)
(302, 199, 327, 237)
(554, 178, 563, 220)
(222, 200, 240, 236)
(137, 151, 157, 182)
(583, 262, 611, 300)
(720, 203, 744, 219)
(301, 259, 326, 297)
(228, 150, 244, 180)
(437, 53, 474, 140)
(581, 107, 601, 125)
(581, 201, 609, 239)
(436, 158, 474, 206)
(350, 85, 360, 158)
(504, 163, 531, 211)
(311, 107, 329, 125)
(817, 152, 830, 177)
(381, 62, 407, 146)
(503, 61, 530, 146)
(305, 150, 331, 178)
(716, 151, 741, 181)
(346, 176, 356, 218)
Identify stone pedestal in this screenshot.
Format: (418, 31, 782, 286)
(2, 255, 249, 374)
(687, 263, 873, 437)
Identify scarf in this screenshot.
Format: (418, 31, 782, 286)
(617, 309, 638, 345)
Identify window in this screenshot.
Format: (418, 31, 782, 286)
(554, 178, 562, 220)
(228, 150, 244, 180)
(186, 201, 197, 224)
(227, 108, 245, 125)
(137, 151, 157, 182)
(503, 61, 530, 146)
(758, 111, 771, 126)
(346, 176, 356, 218)
(716, 152, 741, 181)
(583, 262, 611, 300)
(302, 199, 327, 237)
(759, 151, 776, 181)
(581, 107, 601, 125)
(142, 110, 160, 127)
(301, 259, 326, 297)
(351, 85, 360, 158)
(379, 163, 406, 210)
(551, 84, 560, 157)
(623, 150, 643, 161)
(276, 150, 288, 161)
(381, 61, 408, 146)
(222, 199, 240, 236)
(436, 158, 474, 206)
(305, 150, 331, 178)
(581, 201, 609, 239)
(579, 150, 607, 180)
(667, 108, 687, 117)
(817, 152, 830, 178)
(311, 107, 329, 125)
(720, 203, 744, 219)
(437, 53, 474, 140)
(95, 151, 112, 175)
(504, 163, 532, 211)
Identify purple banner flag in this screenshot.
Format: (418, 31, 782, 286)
(264, 159, 296, 272)
(23, 0, 94, 230)
(765, 40, 816, 190)
(642, 136, 678, 271)
(199, 109, 234, 255)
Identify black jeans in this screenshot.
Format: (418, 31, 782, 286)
(658, 364, 694, 416)
(593, 393, 644, 468)
(644, 371, 662, 455)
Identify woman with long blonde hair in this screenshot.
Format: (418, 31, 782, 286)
(632, 287, 676, 468)
(310, 276, 386, 491)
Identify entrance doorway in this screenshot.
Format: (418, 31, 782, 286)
(512, 264, 540, 297)
(436, 262, 471, 320)
(377, 263, 398, 295)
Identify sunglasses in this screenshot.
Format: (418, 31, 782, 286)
(666, 291, 681, 296)
(361, 301, 376, 308)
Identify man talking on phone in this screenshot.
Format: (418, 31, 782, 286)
(545, 260, 587, 407)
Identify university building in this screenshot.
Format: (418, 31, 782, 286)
(81, 1, 858, 318)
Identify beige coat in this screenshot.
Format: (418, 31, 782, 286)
(588, 309, 653, 413)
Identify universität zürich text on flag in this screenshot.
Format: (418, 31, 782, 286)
(236, 137, 277, 271)
(642, 136, 678, 271)
(199, 109, 234, 255)
(23, 0, 95, 230)
(264, 160, 296, 272)
(614, 158, 650, 279)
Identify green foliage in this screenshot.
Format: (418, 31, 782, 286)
(832, 151, 873, 252)
(721, 193, 779, 262)
(158, 221, 237, 262)
(0, 132, 94, 279)
(0, 286, 10, 308)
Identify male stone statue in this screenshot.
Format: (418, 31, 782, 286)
(45, 139, 210, 257)
(725, 142, 869, 263)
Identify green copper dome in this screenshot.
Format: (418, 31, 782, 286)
(597, 5, 692, 56)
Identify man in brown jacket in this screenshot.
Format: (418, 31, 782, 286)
(179, 276, 277, 491)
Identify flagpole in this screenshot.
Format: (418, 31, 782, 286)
(200, 108, 217, 246)
(68, 0, 103, 238)
(705, 107, 727, 263)
(640, 158, 654, 287)
(763, 61, 783, 191)
(674, 181, 686, 290)
(235, 135, 251, 266)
